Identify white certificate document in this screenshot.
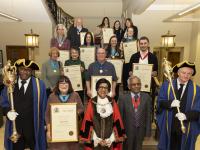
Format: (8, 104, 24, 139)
(50, 103, 78, 142)
(63, 65, 83, 91)
(102, 28, 114, 44)
(80, 32, 86, 46)
(123, 41, 138, 63)
(58, 50, 69, 66)
(80, 46, 95, 69)
(91, 76, 112, 97)
(132, 63, 153, 92)
(107, 59, 124, 83)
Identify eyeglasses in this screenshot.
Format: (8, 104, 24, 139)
(98, 86, 109, 90)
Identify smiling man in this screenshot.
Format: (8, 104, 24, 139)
(0, 59, 47, 150)
(118, 75, 152, 150)
(157, 61, 200, 150)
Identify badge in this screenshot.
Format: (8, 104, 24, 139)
(59, 44, 62, 47)
(135, 108, 138, 112)
(53, 70, 57, 73)
(100, 69, 103, 74)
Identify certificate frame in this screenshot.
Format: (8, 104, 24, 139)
(80, 46, 96, 69)
(102, 28, 114, 44)
(123, 41, 138, 63)
(49, 103, 78, 143)
(91, 76, 112, 97)
(107, 59, 124, 83)
(132, 63, 153, 92)
(58, 50, 70, 66)
(63, 65, 83, 91)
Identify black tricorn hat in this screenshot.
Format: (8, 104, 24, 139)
(172, 61, 196, 76)
(14, 59, 40, 70)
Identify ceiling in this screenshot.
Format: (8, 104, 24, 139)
(0, 0, 50, 22)
(0, 0, 199, 22)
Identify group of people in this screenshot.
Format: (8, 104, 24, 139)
(0, 16, 199, 150)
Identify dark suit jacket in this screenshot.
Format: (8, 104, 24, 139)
(67, 26, 88, 47)
(118, 92, 152, 150)
(129, 51, 158, 72)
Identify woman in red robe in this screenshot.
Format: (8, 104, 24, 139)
(80, 78, 126, 150)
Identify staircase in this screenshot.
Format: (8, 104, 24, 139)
(142, 123, 158, 150)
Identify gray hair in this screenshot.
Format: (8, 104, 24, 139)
(54, 24, 67, 39)
(128, 75, 141, 85)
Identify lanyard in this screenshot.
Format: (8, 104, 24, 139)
(132, 97, 141, 109)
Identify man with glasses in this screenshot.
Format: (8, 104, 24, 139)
(86, 48, 117, 98)
(118, 75, 152, 150)
(0, 59, 47, 150)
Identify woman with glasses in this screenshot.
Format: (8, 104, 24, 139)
(45, 75, 84, 150)
(50, 24, 71, 50)
(80, 78, 126, 150)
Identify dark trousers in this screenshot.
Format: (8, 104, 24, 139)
(13, 118, 35, 150)
(170, 131, 182, 150)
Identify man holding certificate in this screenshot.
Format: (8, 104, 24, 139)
(86, 48, 117, 98)
(129, 36, 158, 117)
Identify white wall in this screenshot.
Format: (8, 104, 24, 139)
(57, 1, 122, 31)
(0, 22, 52, 67)
(131, 10, 192, 59)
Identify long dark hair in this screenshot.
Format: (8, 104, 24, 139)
(106, 35, 120, 56)
(113, 20, 122, 30)
(124, 18, 134, 30)
(98, 17, 110, 28)
(54, 75, 74, 95)
(83, 32, 94, 46)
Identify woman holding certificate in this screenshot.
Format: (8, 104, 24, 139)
(94, 17, 110, 46)
(80, 78, 126, 150)
(50, 24, 70, 50)
(41, 47, 63, 98)
(46, 75, 84, 150)
(106, 35, 123, 59)
(121, 27, 138, 91)
(65, 47, 86, 103)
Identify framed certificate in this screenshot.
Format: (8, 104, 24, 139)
(132, 63, 153, 92)
(63, 65, 83, 91)
(107, 59, 124, 83)
(102, 28, 114, 44)
(123, 41, 138, 63)
(58, 50, 70, 66)
(80, 46, 95, 69)
(91, 76, 112, 97)
(49, 103, 78, 142)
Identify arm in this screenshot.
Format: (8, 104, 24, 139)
(86, 81, 92, 98)
(41, 63, 51, 89)
(146, 95, 152, 137)
(112, 81, 117, 98)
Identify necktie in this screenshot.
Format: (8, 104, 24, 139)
(133, 94, 140, 127)
(177, 84, 184, 100)
(20, 80, 26, 95)
(134, 94, 139, 101)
